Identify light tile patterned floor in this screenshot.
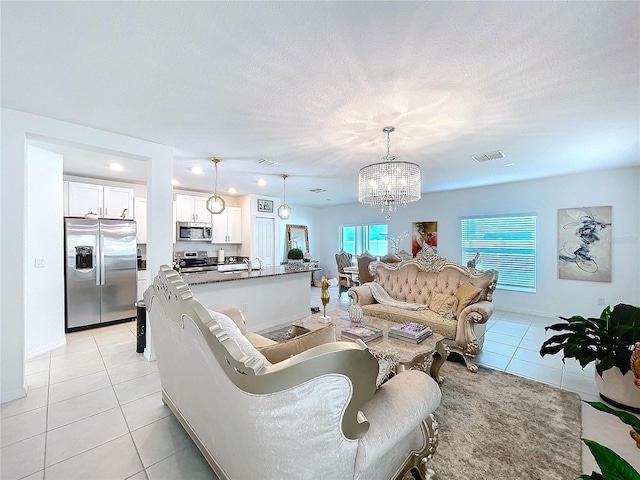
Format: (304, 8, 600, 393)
(1, 287, 638, 479)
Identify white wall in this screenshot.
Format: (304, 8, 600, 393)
(25, 146, 66, 358)
(1, 108, 174, 403)
(316, 167, 640, 319)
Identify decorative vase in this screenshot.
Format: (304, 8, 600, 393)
(348, 303, 363, 323)
(595, 366, 640, 412)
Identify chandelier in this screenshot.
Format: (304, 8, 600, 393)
(358, 126, 421, 219)
(277, 174, 293, 220)
(206, 157, 226, 214)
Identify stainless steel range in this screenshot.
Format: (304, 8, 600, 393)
(174, 251, 217, 273)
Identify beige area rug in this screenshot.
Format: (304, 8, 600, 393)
(424, 360, 582, 480)
(262, 325, 583, 479)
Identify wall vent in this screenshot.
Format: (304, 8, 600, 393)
(471, 150, 506, 163)
(309, 188, 327, 193)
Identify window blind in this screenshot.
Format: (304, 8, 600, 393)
(461, 215, 537, 292)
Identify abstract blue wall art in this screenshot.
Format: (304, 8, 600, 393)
(558, 206, 612, 282)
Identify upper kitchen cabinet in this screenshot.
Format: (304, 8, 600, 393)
(134, 197, 147, 243)
(67, 182, 134, 219)
(211, 206, 242, 243)
(175, 194, 211, 223)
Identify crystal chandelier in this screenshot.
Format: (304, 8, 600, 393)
(206, 157, 226, 214)
(358, 126, 421, 219)
(277, 174, 293, 220)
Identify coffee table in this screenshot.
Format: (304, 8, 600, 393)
(291, 309, 449, 383)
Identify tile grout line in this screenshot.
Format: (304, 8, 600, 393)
(99, 329, 150, 480)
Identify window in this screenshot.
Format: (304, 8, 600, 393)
(461, 214, 537, 292)
(340, 224, 388, 257)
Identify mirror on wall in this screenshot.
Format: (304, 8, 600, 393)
(287, 224, 309, 254)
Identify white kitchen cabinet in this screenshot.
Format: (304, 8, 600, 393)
(175, 194, 211, 223)
(212, 206, 242, 243)
(103, 186, 135, 219)
(67, 182, 134, 219)
(134, 197, 147, 243)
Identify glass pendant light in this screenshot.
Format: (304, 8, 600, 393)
(277, 174, 293, 220)
(206, 157, 226, 214)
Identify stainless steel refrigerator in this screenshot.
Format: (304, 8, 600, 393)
(64, 218, 137, 330)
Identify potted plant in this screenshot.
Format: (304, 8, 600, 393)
(287, 248, 304, 269)
(581, 401, 640, 480)
(540, 303, 640, 411)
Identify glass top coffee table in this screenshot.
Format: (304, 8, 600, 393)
(291, 309, 449, 383)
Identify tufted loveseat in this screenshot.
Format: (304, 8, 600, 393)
(348, 253, 498, 373)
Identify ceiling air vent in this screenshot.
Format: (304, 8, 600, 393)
(471, 150, 506, 163)
(257, 158, 282, 167)
(309, 188, 327, 193)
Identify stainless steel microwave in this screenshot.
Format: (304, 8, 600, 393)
(176, 222, 212, 242)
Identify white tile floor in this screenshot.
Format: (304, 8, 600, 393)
(1, 287, 638, 479)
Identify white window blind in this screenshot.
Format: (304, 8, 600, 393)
(461, 214, 537, 293)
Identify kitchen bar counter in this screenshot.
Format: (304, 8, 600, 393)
(186, 265, 321, 332)
(181, 265, 320, 285)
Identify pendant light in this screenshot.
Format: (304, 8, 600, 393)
(358, 126, 421, 219)
(206, 157, 226, 214)
(277, 174, 293, 220)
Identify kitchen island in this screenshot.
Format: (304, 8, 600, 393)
(183, 265, 321, 332)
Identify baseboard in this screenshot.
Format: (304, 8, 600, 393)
(494, 305, 558, 319)
(25, 337, 66, 359)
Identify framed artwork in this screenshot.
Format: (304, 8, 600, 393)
(257, 199, 274, 213)
(558, 206, 612, 282)
(412, 221, 438, 257)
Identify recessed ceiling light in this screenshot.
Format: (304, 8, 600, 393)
(228, 187, 237, 194)
(171, 179, 180, 186)
(191, 166, 203, 175)
(257, 179, 267, 186)
(109, 163, 123, 171)
(504, 162, 515, 167)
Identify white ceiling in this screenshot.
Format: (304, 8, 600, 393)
(2, 2, 639, 206)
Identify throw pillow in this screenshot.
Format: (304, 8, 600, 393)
(454, 282, 482, 318)
(208, 310, 270, 365)
(259, 323, 337, 364)
(429, 292, 459, 316)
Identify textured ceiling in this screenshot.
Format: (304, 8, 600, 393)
(2, 2, 639, 206)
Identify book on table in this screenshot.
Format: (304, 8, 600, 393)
(340, 324, 383, 343)
(389, 322, 433, 339)
(388, 329, 433, 344)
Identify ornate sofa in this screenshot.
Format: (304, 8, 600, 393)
(348, 253, 498, 373)
(145, 265, 442, 480)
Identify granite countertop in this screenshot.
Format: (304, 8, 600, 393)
(182, 265, 320, 285)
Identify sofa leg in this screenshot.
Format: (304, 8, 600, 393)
(463, 354, 479, 373)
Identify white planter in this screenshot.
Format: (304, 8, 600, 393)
(595, 366, 640, 412)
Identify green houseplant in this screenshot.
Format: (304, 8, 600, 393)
(287, 248, 304, 260)
(540, 303, 640, 411)
(580, 401, 640, 480)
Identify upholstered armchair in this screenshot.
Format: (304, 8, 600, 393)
(357, 250, 376, 284)
(336, 249, 357, 296)
(145, 266, 442, 480)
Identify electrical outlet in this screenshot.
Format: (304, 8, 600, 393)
(597, 297, 606, 306)
(34, 257, 45, 268)
(242, 303, 249, 313)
